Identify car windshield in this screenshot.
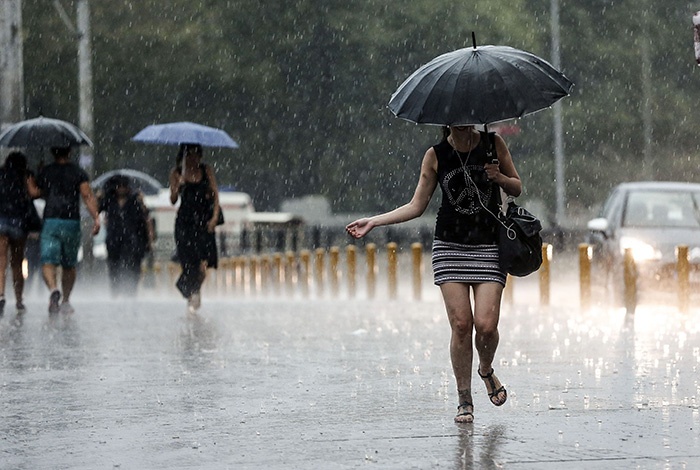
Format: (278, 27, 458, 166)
(623, 190, 700, 228)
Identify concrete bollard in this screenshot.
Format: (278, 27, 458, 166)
(235, 257, 246, 295)
(168, 262, 179, 294)
(153, 261, 162, 293)
(273, 253, 283, 296)
(579, 244, 592, 310)
(677, 245, 689, 313)
(300, 250, 311, 298)
(411, 242, 422, 301)
(366, 243, 377, 299)
(249, 256, 260, 296)
(623, 248, 636, 313)
(315, 248, 325, 297)
(285, 251, 296, 296)
(540, 243, 551, 306)
(225, 258, 235, 295)
(346, 245, 357, 298)
(260, 255, 271, 294)
(503, 274, 513, 305)
(329, 246, 340, 298)
(387, 242, 398, 300)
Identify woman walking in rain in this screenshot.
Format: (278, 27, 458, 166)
(0, 152, 40, 315)
(99, 175, 152, 297)
(346, 125, 521, 423)
(169, 143, 220, 313)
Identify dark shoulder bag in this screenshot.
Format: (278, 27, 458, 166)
(482, 132, 543, 276)
(25, 199, 43, 233)
(201, 164, 224, 226)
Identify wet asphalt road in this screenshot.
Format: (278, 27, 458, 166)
(1, 278, 699, 469)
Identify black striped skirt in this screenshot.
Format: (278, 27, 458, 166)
(432, 239, 506, 286)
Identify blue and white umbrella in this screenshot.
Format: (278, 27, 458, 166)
(131, 121, 238, 148)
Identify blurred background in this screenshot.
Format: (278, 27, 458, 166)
(2, 0, 698, 239)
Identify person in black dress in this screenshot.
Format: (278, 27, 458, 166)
(168, 144, 220, 313)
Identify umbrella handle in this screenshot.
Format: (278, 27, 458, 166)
(472, 32, 477, 49)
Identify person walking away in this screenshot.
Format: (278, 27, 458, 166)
(0, 152, 41, 315)
(22, 200, 44, 296)
(98, 175, 152, 297)
(168, 143, 220, 313)
(37, 146, 100, 314)
(346, 125, 522, 423)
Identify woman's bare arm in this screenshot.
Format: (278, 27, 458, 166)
(346, 148, 438, 239)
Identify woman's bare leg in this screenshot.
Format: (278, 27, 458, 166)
(473, 282, 507, 405)
(0, 236, 9, 298)
(440, 282, 475, 421)
(9, 238, 26, 304)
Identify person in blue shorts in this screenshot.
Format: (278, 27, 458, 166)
(37, 146, 100, 314)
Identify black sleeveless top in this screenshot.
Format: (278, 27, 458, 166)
(177, 163, 214, 227)
(0, 167, 29, 220)
(433, 134, 501, 245)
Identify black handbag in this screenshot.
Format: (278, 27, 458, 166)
(470, 131, 543, 276)
(25, 199, 42, 233)
(201, 163, 224, 226)
(497, 200, 543, 276)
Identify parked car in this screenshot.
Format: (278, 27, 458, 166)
(586, 181, 700, 301)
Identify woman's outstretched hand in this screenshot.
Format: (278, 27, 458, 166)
(346, 218, 374, 239)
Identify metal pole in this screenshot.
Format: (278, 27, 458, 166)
(578, 244, 592, 310)
(77, 0, 94, 174)
(677, 245, 689, 313)
(0, 0, 24, 128)
(540, 243, 552, 306)
(551, 0, 566, 226)
(641, 14, 653, 169)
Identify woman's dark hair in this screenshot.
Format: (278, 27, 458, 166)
(176, 143, 203, 172)
(4, 151, 28, 179)
(50, 146, 72, 158)
(181, 143, 202, 155)
(107, 174, 130, 191)
(441, 126, 451, 143)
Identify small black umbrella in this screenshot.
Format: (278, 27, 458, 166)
(0, 116, 93, 148)
(388, 34, 574, 126)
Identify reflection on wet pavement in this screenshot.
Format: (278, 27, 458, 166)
(0, 287, 699, 468)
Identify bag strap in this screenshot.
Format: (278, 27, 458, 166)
(483, 130, 497, 163)
(460, 132, 518, 240)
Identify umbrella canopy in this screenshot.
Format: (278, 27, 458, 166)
(132, 121, 238, 148)
(388, 43, 574, 126)
(91, 169, 164, 196)
(0, 116, 93, 148)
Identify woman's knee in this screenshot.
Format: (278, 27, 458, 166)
(474, 318, 499, 337)
(448, 311, 473, 338)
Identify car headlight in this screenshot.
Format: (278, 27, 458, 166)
(689, 247, 700, 262)
(619, 236, 661, 262)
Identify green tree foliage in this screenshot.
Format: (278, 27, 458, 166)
(20, 0, 700, 221)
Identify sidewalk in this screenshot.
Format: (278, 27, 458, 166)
(1, 285, 699, 469)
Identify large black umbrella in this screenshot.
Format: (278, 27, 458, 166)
(388, 35, 573, 126)
(0, 116, 93, 148)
